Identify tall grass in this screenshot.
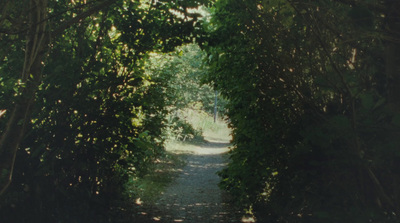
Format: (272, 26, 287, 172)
(181, 108, 232, 142)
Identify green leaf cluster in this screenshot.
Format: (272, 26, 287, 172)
(0, 0, 209, 221)
(204, 0, 400, 222)
(144, 43, 226, 141)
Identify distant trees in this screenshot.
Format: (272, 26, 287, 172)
(145, 43, 219, 141)
(203, 0, 400, 222)
(146, 44, 216, 113)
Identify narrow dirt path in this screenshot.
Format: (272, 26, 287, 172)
(139, 137, 244, 222)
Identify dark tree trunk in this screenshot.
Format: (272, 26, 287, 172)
(0, 0, 48, 196)
(0, 0, 118, 196)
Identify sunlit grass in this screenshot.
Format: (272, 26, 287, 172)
(164, 139, 199, 154)
(182, 108, 232, 142)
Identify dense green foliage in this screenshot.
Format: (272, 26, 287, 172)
(0, 0, 209, 222)
(203, 0, 400, 222)
(3, 0, 400, 222)
(145, 44, 226, 141)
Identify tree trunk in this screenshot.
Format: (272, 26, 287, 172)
(0, 0, 119, 197)
(0, 0, 48, 196)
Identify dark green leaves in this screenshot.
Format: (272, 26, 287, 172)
(0, 0, 210, 221)
(203, 0, 400, 222)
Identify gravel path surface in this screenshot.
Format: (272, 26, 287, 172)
(139, 137, 245, 222)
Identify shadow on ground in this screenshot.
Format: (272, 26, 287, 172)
(131, 138, 247, 223)
(201, 140, 231, 149)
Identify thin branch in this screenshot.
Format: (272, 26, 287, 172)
(0, 1, 11, 26)
(51, 0, 117, 38)
(0, 0, 102, 35)
(0, 110, 6, 118)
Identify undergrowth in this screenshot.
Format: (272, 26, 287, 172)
(132, 151, 186, 204)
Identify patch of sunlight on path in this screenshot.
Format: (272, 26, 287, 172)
(141, 134, 254, 223)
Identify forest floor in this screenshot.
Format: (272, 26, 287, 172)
(132, 134, 254, 223)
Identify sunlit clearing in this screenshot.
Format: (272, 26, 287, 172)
(241, 216, 256, 222)
(135, 198, 143, 205)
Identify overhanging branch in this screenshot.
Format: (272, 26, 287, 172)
(52, 0, 118, 38)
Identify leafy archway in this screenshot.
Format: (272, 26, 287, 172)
(0, 0, 210, 221)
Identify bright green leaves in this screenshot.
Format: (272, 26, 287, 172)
(0, 0, 211, 221)
(144, 43, 221, 141)
(114, 0, 207, 55)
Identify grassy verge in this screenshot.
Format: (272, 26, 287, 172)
(182, 108, 231, 142)
(133, 151, 185, 204)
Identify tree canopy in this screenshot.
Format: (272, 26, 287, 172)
(2, 0, 400, 222)
(203, 0, 400, 222)
(0, 0, 209, 221)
